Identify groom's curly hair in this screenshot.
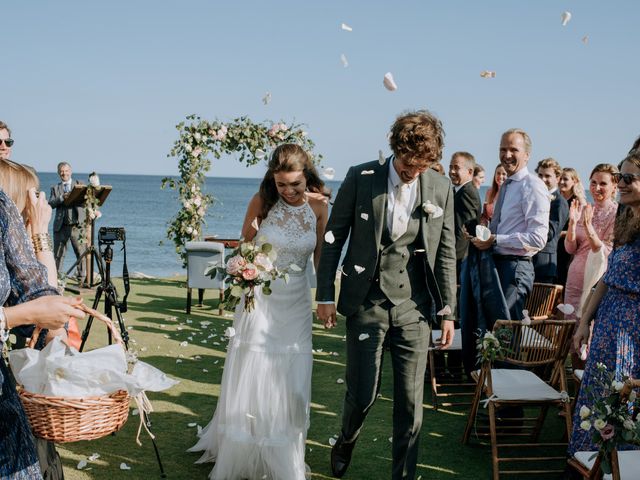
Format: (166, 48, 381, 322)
(389, 110, 445, 166)
(258, 144, 325, 219)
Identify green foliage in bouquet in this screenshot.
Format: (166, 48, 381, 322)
(476, 326, 513, 364)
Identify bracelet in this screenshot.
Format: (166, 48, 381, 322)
(32, 233, 53, 253)
(0, 306, 9, 342)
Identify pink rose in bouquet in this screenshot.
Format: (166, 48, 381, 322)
(600, 424, 615, 441)
(241, 263, 259, 281)
(226, 255, 246, 275)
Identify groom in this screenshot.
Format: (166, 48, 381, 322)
(316, 110, 456, 479)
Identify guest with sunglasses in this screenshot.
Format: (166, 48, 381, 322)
(0, 121, 14, 160)
(569, 150, 640, 457)
(49, 162, 86, 285)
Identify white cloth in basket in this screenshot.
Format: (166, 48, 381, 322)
(9, 336, 178, 397)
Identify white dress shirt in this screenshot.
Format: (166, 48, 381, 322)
(493, 167, 550, 256)
(387, 161, 418, 234)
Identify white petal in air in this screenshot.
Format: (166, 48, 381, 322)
(521, 309, 532, 326)
(120, 463, 132, 471)
(360, 213, 369, 221)
(341, 23, 352, 32)
(353, 265, 365, 274)
(262, 92, 271, 105)
(580, 344, 588, 361)
(361, 170, 375, 175)
(224, 327, 236, 338)
(557, 303, 575, 315)
(480, 70, 496, 78)
(561, 11, 572, 26)
(475, 225, 491, 241)
(77, 460, 88, 470)
(378, 150, 386, 165)
(437, 305, 452, 316)
(329, 437, 337, 446)
(290, 263, 302, 272)
(255, 149, 266, 160)
(358, 333, 370, 341)
(88, 453, 100, 461)
(324, 231, 335, 244)
(336, 378, 344, 384)
(383, 72, 398, 91)
(323, 167, 336, 180)
(340, 54, 349, 68)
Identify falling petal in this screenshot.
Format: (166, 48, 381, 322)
(580, 344, 588, 361)
(388, 437, 393, 443)
(354, 265, 365, 274)
(88, 453, 100, 461)
(331, 351, 339, 356)
(378, 150, 386, 165)
(188, 422, 197, 427)
(340, 53, 349, 68)
(361, 170, 375, 175)
(360, 213, 369, 221)
(176, 359, 183, 363)
(246, 413, 256, 419)
(77, 460, 88, 470)
(336, 378, 345, 384)
(557, 303, 575, 315)
(197, 425, 203, 435)
(582, 35, 589, 45)
(480, 70, 496, 78)
(262, 92, 271, 105)
(341, 23, 352, 32)
(324, 231, 335, 244)
(437, 305, 452, 316)
(202, 368, 208, 373)
(180, 341, 188, 347)
(132, 408, 139, 416)
(561, 11, 572, 26)
(290, 263, 302, 272)
(120, 463, 131, 471)
(322, 167, 336, 180)
(358, 333, 370, 341)
(225, 327, 236, 338)
(383, 72, 398, 91)
(255, 149, 266, 160)
(329, 437, 337, 446)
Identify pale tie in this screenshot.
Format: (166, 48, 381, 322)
(64, 183, 70, 193)
(391, 183, 410, 241)
(490, 178, 512, 234)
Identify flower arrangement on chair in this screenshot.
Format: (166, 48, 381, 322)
(578, 364, 640, 475)
(476, 326, 513, 364)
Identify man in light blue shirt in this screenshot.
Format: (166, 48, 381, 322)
(470, 128, 549, 319)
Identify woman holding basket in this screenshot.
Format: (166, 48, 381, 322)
(0, 186, 85, 479)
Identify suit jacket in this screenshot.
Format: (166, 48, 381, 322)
(454, 181, 482, 261)
(315, 158, 457, 321)
(49, 179, 86, 232)
(533, 192, 569, 280)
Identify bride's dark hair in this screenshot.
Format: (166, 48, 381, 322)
(258, 143, 325, 219)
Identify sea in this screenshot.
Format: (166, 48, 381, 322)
(38, 172, 491, 278)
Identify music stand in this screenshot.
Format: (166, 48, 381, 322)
(64, 185, 112, 288)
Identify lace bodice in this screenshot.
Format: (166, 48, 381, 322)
(258, 198, 316, 273)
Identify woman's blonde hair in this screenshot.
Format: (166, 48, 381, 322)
(0, 159, 39, 220)
(561, 167, 587, 205)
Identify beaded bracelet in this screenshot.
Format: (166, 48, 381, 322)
(32, 233, 53, 253)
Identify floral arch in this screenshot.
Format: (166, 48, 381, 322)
(162, 114, 323, 266)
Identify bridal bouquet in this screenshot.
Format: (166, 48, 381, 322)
(206, 241, 285, 312)
(578, 363, 640, 475)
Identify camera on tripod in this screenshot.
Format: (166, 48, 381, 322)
(98, 226, 126, 244)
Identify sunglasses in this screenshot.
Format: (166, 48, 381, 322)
(0, 138, 14, 147)
(613, 172, 640, 185)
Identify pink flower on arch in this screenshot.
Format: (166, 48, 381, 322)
(241, 263, 259, 281)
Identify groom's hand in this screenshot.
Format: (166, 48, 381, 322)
(317, 303, 337, 329)
(437, 320, 455, 349)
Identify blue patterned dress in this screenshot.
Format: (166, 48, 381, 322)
(0, 190, 59, 479)
(568, 237, 640, 455)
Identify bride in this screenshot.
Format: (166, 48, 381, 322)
(189, 143, 328, 479)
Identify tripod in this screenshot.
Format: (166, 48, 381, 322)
(79, 240, 167, 478)
(65, 217, 101, 289)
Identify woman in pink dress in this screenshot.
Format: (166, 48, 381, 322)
(480, 164, 507, 225)
(564, 163, 618, 367)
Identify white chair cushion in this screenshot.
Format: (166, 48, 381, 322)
(431, 329, 462, 350)
(574, 450, 640, 480)
(488, 369, 565, 401)
(574, 369, 584, 381)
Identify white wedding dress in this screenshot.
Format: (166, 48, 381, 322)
(189, 197, 316, 480)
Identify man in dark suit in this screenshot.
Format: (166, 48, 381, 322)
(449, 151, 482, 280)
(533, 158, 570, 284)
(49, 161, 86, 281)
(316, 110, 456, 480)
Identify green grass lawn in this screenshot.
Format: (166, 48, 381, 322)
(50, 278, 566, 479)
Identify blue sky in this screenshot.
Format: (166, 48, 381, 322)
(4, 0, 639, 184)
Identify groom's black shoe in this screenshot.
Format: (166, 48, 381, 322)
(331, 434, 357, 478)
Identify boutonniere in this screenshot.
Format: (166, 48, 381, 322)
(422, 200, 443, 219)
(549, 194, 557, 201)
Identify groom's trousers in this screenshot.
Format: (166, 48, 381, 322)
(341, 293, 431, 480)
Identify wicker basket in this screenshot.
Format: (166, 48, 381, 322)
(17, 304, 131, 443)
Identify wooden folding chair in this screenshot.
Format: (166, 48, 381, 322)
(462, 319, 575, 479)
(567, 378, 640, 480)
(524, 283, 564, 319)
